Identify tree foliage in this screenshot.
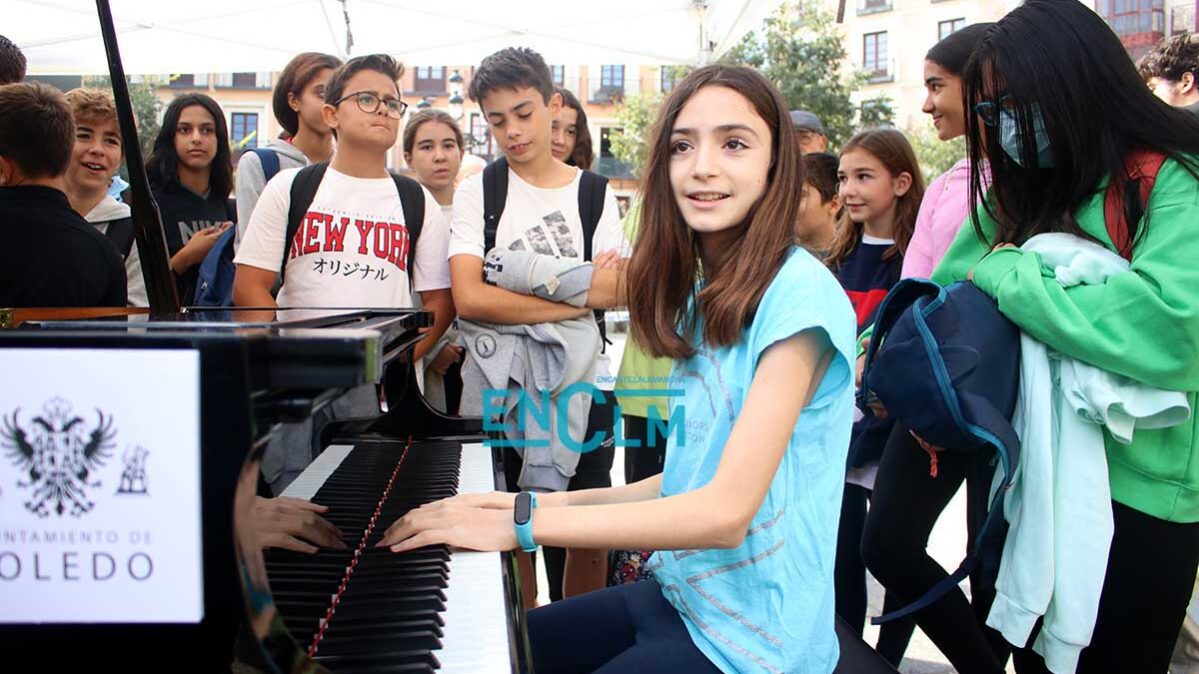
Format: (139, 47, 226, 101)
(611, 1, 902, 173)
(909, 125, 967, 183)
(858, 94, 896, 131)
(723, 0, 873, 148)
(609, 90, 662, 178)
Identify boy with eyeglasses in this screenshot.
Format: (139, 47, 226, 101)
(233, 54, 455, 494)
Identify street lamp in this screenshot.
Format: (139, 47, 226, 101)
(416, 97, 432, 110)
(449, 69, 463, 84)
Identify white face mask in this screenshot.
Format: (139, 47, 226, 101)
(998, 105, 1054, 169)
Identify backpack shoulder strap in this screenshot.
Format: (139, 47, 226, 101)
(281, 162, 328, 281)
(390, 172, 425, 279)
(858, 278, 942, 412)
(1104, 149, 1168, 261)
(251, 147, 281, 184)
(482, 156, 509, 255)
(103, 216, 136, 258)
(577, 169, 609, 262)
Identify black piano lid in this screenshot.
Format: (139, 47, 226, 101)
(0, 308, 432, 391)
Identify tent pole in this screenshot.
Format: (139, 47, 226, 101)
(95, 0, 181, 314)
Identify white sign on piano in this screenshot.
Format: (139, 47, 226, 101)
(0, 348, 204, 624)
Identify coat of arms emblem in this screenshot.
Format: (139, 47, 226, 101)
(1, 397, 116, 517)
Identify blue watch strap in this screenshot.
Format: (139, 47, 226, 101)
(514, 491, 538, 553)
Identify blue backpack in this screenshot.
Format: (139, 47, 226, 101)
(859, 278, 1022, 624)
(193, 148, 280, 307)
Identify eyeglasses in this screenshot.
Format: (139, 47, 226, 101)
(332, 91, 408, 119)
(973, 94, 1013, 128)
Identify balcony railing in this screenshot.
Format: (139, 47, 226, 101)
(589, 85, 625, 105)
(594, 156, 635, 180)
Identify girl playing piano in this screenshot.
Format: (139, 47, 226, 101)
(381, 64, 857, 674)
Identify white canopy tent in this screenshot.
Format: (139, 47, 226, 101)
(12, 0, 786, 75)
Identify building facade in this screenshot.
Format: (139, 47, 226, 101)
(831, 0, 1018, 131)
(147, 61, 688, 209)
(832, 0, 1196, 132)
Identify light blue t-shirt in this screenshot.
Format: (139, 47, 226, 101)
(649, 247, 856, 674)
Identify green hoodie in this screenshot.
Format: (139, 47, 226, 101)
(930, 157, 1199, 523)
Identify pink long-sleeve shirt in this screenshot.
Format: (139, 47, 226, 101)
(902, 158, 989, 279)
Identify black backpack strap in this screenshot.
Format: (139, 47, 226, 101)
(482, 156, 509, 254)
(576, 169, 612, 348)
(577, 170, 609, 262)
(280, 162, 328, 282)
(390, 172, 425, 279)
(102, 216, 136, 258)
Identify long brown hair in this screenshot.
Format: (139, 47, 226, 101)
(626, 64, 803, 360)
(825, 128, 924, 271)
(555, 87, 594, 169)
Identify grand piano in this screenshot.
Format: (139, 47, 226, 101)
(0, 2, 531, 669)
(0, 308, 533, 673)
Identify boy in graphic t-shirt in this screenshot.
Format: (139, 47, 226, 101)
(233, 54, 454, 496)
(448, 48, 629, 603)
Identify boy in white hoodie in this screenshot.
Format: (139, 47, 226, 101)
(62, 87, 147, 307)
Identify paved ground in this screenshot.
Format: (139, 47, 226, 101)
(531, 331, 1019, 673)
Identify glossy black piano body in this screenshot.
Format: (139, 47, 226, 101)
(0, 308, 530, 673)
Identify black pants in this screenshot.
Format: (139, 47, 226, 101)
(622, 414, 667, 484)
(835, 482, 915, 666)
(504, 397, 616, 602)
(1011, 500, 1199, 674)
(528, 579, 722, 674)
(861, 423, 1009, 674)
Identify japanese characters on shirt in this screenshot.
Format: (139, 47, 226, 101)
(234, 167, 451, 308)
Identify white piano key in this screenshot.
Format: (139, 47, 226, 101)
(279, 444, 354, 501)
(438, 444, 512, 674)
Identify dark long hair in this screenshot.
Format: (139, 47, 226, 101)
(825, 128, 924, 271)
(963, 0, 1199, 246)
(147, 93, 233, 201)
(626, 64, 802, 360)
(555, 87, 594, 169)
(926, 23, 994, 75)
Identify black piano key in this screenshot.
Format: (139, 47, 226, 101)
(314, 629, 442, 656)
(314, 647, 440, 669)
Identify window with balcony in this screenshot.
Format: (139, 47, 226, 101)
(863, 31, 890, 82)
(661, 66, 683, 93)
(231, 112, 258, 150)
(1095, 0, 1165, 37)
(596, 126, 634, 178)
(470, 112, 494, 159)
(413, 66, 446, 94)
(1171, 3, 1195, 35)
(858, 0, 892, 16)
(593, 65, 625, 103)
(551, 65, 565, 87)
(938, 18, 966, 42)
(170, 73, 196, 88)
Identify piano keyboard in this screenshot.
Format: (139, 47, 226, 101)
(272, 440, 514, 674)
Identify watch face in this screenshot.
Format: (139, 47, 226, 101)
(514, 492, 532, 525)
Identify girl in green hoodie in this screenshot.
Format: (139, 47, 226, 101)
(862, 3, 1199, 673)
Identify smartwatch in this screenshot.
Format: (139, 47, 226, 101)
(513, 491, 539, 553)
